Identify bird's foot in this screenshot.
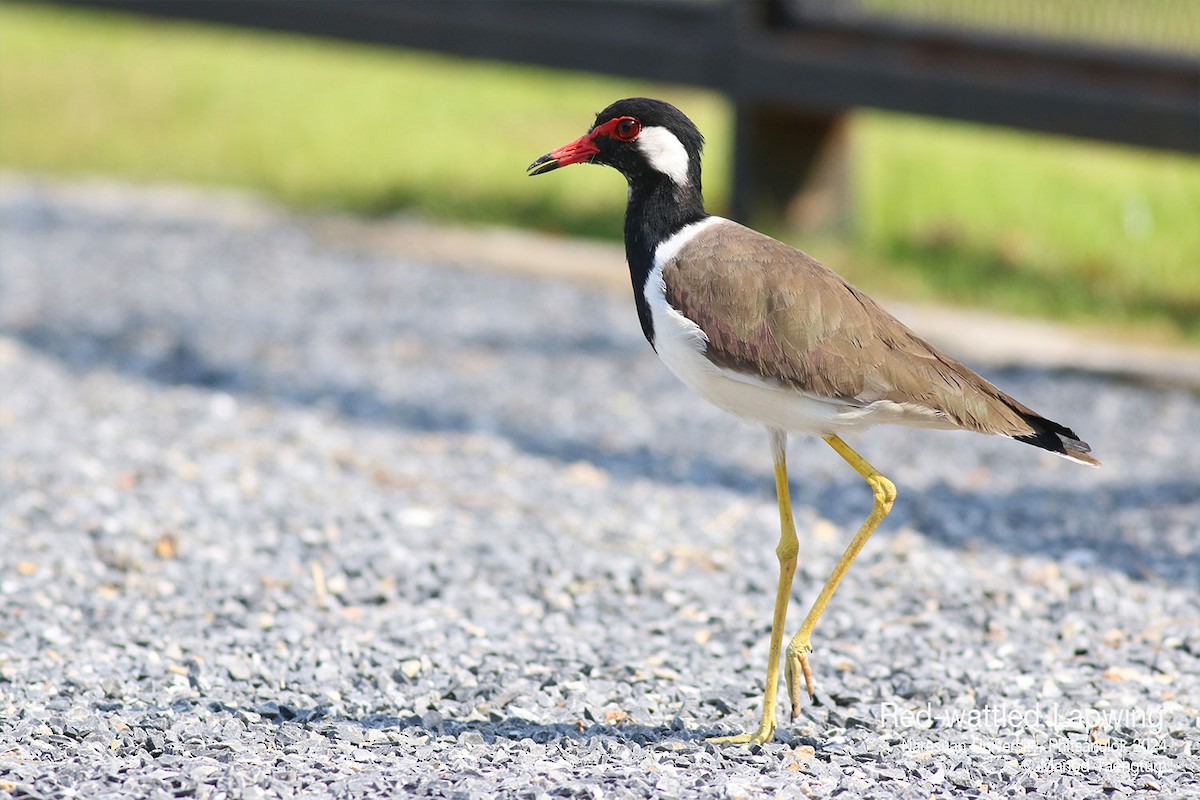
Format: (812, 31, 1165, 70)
(707, 718, 776, 747)
(785, 638, 816, 719)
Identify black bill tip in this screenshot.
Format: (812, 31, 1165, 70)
(526, 153, 560, 176)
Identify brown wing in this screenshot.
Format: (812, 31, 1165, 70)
(661, 219, 1043, 437)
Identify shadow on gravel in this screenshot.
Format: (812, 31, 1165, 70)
(217, 700, 747, 747)
(906, 479, 1200, 581)
(10, 321, 1199, 587)
(268, 704, 822, 751)
(361, 713, 708, 746)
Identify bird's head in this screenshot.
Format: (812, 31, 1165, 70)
(527, 98, 704, 189)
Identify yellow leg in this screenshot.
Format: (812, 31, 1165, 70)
(709, 430, 798, 746)
(784, 434, 896, 718)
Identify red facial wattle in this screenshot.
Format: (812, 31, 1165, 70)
(526, 116, 642, 176)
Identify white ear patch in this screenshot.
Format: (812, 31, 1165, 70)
(636, 126, 691, 186)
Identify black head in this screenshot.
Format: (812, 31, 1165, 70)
(527, 97, 704, 189)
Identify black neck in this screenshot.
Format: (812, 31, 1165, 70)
(624, 175, 707, 347)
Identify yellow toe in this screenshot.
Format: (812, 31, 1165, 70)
(707, 720, 776, 747)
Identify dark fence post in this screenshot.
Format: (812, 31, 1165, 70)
(728, 0, 853, 234)
(731, 102, 853, 235)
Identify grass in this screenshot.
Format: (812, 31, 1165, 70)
(3, 3, 1199, 343)
(853, 115, 1200, 341)
(860, 0, 1200, 54)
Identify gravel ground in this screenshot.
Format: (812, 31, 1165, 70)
(1, 176, 1198, 799)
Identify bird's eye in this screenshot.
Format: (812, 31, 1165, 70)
(613, 117, 641, 141)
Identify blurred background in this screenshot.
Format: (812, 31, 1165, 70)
(2, 0, 1199, 343)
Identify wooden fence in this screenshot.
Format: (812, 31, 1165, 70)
(51, 0, 1200, 231)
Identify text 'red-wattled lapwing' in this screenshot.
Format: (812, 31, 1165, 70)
(527, 98, 1099, 746)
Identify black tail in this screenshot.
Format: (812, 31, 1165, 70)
(1014, 413, 1100, 467)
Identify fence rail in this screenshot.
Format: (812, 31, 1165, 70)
(51, 0, 1200, 230)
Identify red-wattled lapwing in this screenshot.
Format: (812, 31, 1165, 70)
(527, 97, 1099, 746)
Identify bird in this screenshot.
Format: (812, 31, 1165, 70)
(527, 97, 1099, 746)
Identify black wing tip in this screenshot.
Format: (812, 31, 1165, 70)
(1014, 415, 1101, 467)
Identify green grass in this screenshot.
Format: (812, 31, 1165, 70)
(3, 3, 1199, 343)
(851, 114, 1200, 341)
(0, 2, 724, 238)
(860, 0, 1200, 54)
